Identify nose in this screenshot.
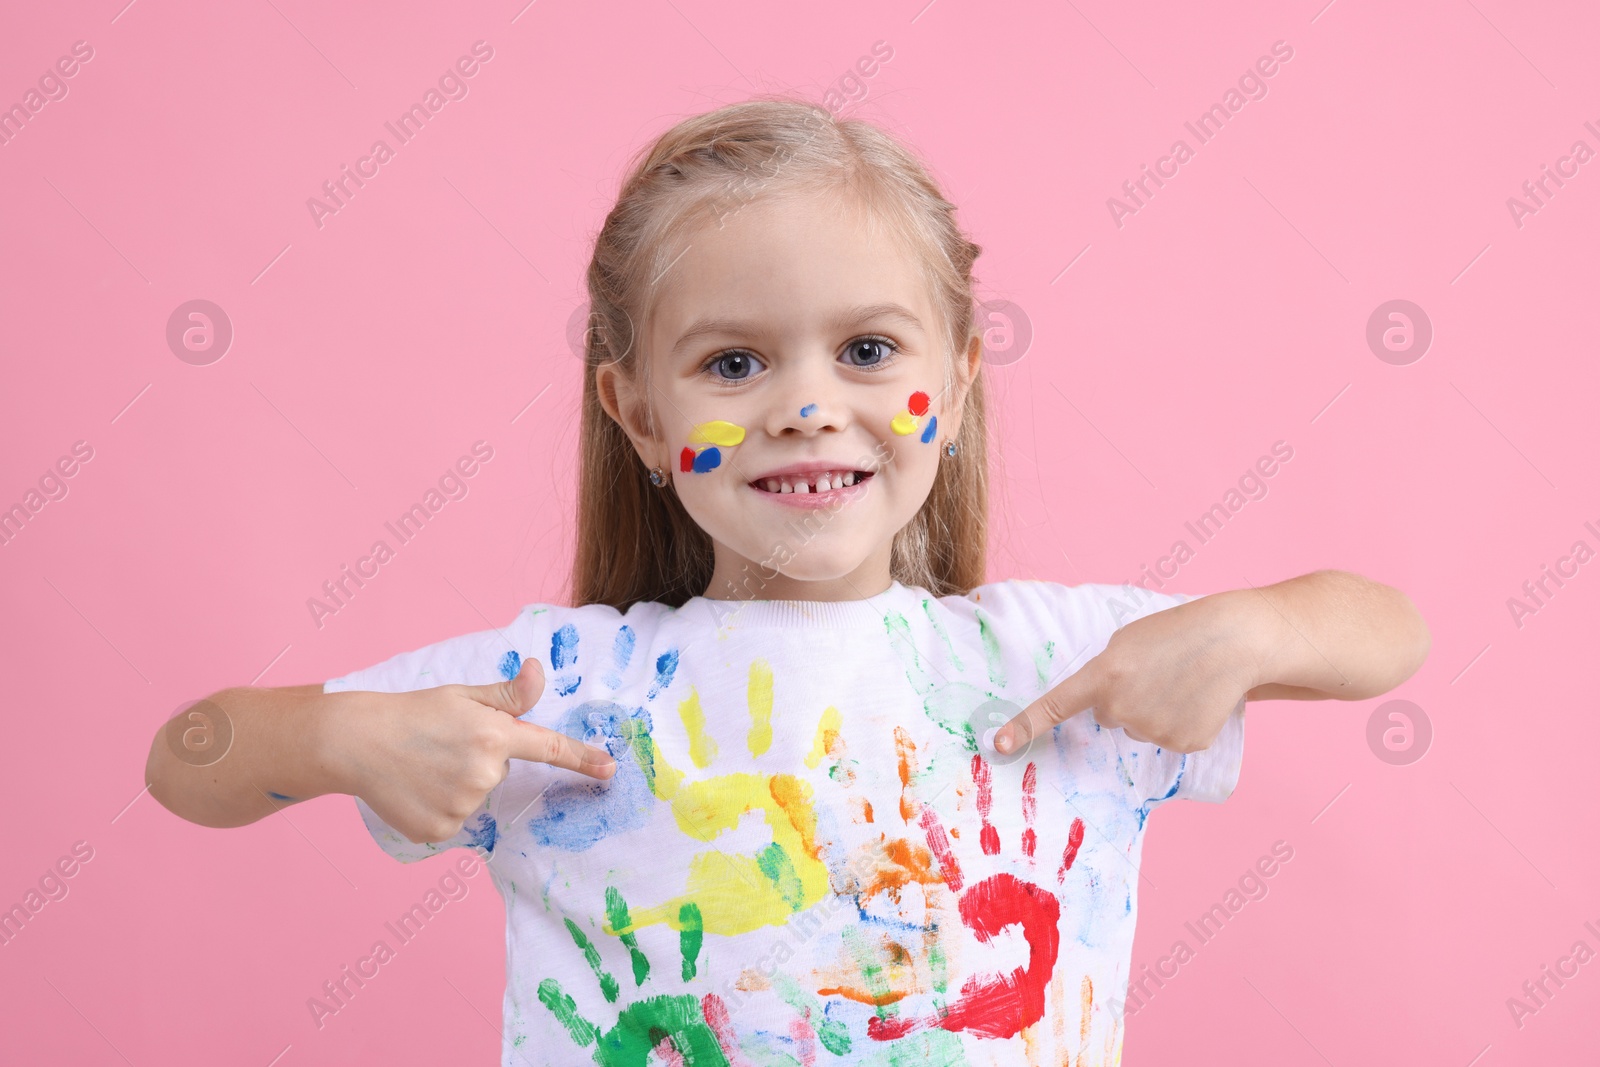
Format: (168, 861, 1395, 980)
(763, 358, 847, 439)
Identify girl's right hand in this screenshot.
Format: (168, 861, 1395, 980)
(340, 660, 616, 845)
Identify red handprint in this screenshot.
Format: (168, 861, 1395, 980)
(825, 730, 1092, 1042)
(867, 870, 1060, 1041)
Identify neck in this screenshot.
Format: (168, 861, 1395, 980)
(703, 542, 893, 603)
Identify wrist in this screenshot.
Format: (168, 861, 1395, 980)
(304, 688, 375, 800)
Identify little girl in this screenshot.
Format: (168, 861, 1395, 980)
(148, 97, 1429, 1065)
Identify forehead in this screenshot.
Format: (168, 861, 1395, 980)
(645, 190, 941, 355)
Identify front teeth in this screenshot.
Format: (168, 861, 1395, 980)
(761, 470, 860, 493)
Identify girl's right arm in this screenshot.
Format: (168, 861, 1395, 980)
(144, 661, 616, 844)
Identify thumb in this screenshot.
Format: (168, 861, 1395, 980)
(995, 661, 1099, 756)
(458, 658, 546, 717)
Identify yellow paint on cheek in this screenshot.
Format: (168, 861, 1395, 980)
(890, 411, 919, 436)
(805, 706, 843, 769)
(747, 659, 773, 757)
(688, 420, 746, 447)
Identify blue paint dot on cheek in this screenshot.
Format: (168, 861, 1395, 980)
(691, 446, 722, 473)
(920, 413, 938, 444)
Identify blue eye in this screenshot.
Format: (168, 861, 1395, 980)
(707, 351, 763, 380)
(842, 336, 898, 368)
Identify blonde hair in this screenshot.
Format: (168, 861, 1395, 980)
(570, 95, 989, 611)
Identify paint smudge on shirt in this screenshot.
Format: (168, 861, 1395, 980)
(975, 608, 1006, 688)
(747, 658, 773, 757)
(603, 625, 635, 689)
(867, 872, 1060, 1041)
(677, 688, 718, 768)
(1021, 762, 1038, 859)
(646, 649, 679, 699)
(529, 702, 656, 851)
(604, 887, 651, 986)
(1057, 817, 1086, 883)
(972, 754, 1001, 855)
(805, 706, 844, 769)
(551, 624, 581, 695)
(498, 649, 522, 681)
(463, 811, 498, 855)
(885, 609, 992, 747)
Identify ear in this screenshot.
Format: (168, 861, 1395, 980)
(943, 332, 984, 439)
(595, 361, 665, 467)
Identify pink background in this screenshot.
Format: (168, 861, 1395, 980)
(2, 0, 1596, 1063)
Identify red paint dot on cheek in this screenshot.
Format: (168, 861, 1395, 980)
(680, 447, 695, 473)
(908, 391, 930, 416)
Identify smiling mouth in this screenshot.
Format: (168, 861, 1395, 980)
(750, 470, 875, 495)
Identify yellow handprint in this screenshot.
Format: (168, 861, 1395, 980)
(610, 658, 837, 938)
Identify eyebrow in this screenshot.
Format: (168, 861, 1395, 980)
(669, 302, 926, 357)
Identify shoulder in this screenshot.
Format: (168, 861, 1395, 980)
(927, 578, 1192, 641)
(322, 599, 673, 695)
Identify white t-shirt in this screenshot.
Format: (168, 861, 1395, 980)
(324, 578, 1244, 1066)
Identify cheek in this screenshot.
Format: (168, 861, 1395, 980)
(679, 419, 747, 475)
(888, 390, 938, 445)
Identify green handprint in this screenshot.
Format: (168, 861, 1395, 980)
(537, 896, 728, 1066)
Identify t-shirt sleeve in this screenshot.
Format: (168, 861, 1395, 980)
(1021, 580, 1246, 810)
(322, 604, 557, 863)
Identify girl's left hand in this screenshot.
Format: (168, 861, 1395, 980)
(994, 593, 1259, 757)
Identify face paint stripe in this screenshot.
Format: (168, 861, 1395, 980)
(688, 420, 746, 446)
(691, 446, 722, 473)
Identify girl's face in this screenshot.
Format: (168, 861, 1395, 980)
(599, 190, 980, 602)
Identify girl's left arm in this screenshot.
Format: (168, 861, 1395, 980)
(995, 569, 1430, 756)
(1232, 568, 1431, 702)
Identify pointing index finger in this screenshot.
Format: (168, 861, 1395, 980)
(995, 663, 1098, 755)
(506, 720, 617, 780)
